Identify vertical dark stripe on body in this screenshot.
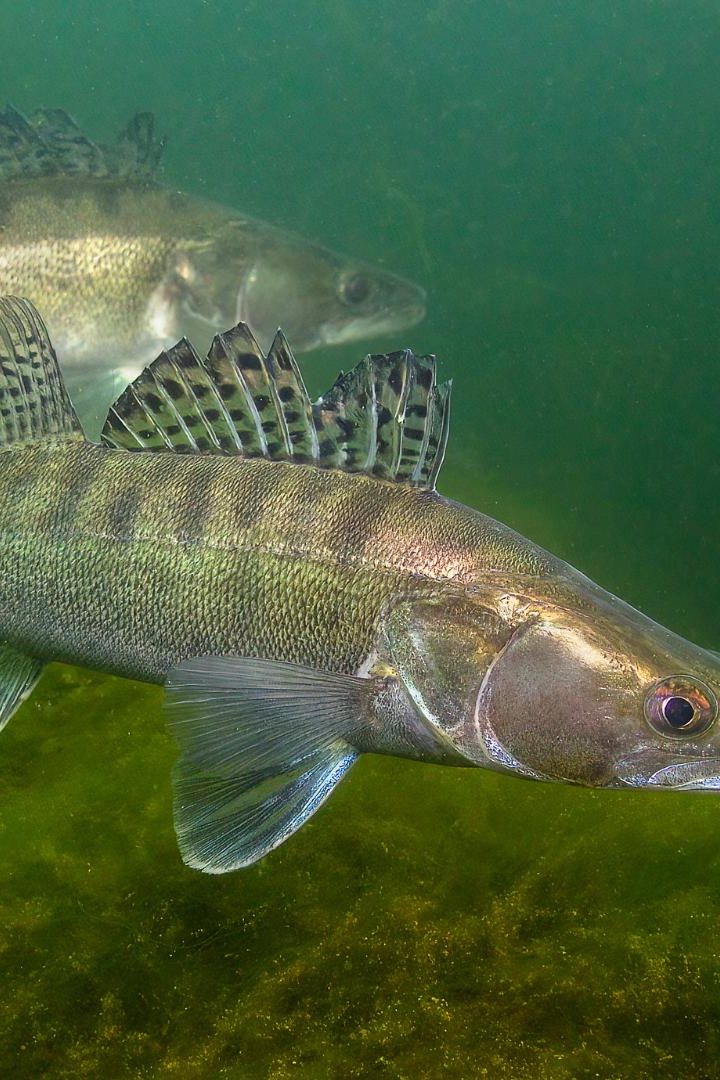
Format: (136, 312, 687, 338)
(42, 448, 109, 535)
(174, 459, 217, 545)
(222, 459, 279, 537)
(107, 483, 141, 541)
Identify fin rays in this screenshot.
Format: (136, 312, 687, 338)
(0, 297, 83, 447)
(102, 325, 451, 490)
(165, 656, 367, 871)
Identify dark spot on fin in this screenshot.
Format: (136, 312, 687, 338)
(30, 108, 105, 178)
(313, 348, 451, 489)
(0, 296, 84, 448)
(112, 111, 165, 180)
(0, 106, 56, 180)
(265, 330, 319, 461)
(101, 320, 451, 489)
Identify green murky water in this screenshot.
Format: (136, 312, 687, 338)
(3, 2, 720, 1075)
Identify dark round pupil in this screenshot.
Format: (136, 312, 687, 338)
(343, 275, 370, 304)
(662, 695, 696, 728)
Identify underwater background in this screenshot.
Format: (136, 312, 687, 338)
(2, 1, 720, 1075)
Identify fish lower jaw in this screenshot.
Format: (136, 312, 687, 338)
(319, 306, 426, 348)
(609, 753, 720, 791)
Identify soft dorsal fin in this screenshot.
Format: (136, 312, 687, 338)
(0, 297, 83, 448)
(0, 104, 165, 183)
(110, 111, 165, 181)
(101, 322, 451, 489)
(313, 350, 451, 488)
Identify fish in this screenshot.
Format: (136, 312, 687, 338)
(0, 106, 426, 422)
(0, 295, 719, 874)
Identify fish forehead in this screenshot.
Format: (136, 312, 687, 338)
(536, 571, 720, 681)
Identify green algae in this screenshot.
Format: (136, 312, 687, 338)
(3, 662, 720, 1077)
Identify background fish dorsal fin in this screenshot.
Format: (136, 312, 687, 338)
(0, 104, 165, 183)
(0, 297, 84, 448)
(101, 324, 451, 490)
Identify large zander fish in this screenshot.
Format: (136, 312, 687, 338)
(0, 106, 425, 420)
(0, 296, 718, 873)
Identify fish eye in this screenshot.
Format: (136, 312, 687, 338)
(644, 675, 718, 739)
(339, 273, 373, 306)
(662, 696, 695, 728)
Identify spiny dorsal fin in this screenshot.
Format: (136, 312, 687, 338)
(0, 297, 83, 448)
(0, 105, 165, 183)
(30, 108, 106, 177)
(101, 325, 450, 489)
(0, 106, 54, 180)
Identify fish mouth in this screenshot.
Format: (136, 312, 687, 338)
(317, 294, 427, 348)
(378, 286, 428, 331)
(611, 751, 720, 791)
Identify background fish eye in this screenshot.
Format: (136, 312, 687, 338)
(338, 272, 373, 306)
(644, 675, 718, 739)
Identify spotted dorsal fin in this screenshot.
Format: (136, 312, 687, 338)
(0, 104, 165, 183)
(0, 296, 84, 448)
(101, 323, 451, 489)
(313, 350, 451, 488)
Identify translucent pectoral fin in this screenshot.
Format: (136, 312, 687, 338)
(171, 748, 358, 873)
(164, 656, 373, 872)
(0, 643, 45, 733)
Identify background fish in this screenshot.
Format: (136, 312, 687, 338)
(1, 296, 719, 875)
(0, 106, 426, 426)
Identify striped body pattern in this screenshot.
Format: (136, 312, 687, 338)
(4, 297, 715, 874)
(0, 439, 553, 684)
(0, 295, 563, 870)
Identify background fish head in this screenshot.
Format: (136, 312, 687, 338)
(176, 215, 426, 353)
(381, 581, 720, 791)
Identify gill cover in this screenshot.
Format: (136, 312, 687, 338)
(380, 594, 523, 770)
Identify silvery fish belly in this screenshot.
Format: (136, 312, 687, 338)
(0, 106, 425, 428)
(0, 296, 718, 876)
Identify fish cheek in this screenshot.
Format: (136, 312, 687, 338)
(381, 595, 513, 757)
(174, 244, 244, 329)
(235, 246, 337, 350)
(480, 622, 628, 785)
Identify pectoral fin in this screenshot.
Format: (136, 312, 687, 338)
(0, 643, 44, 733)
(164, 657, 374, 872)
